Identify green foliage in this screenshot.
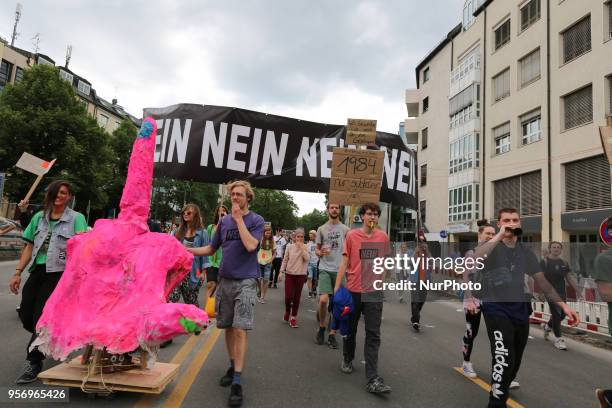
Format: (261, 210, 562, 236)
(296, 209, 328, 235)
(248, 188, 298, 230)
(150, 178, 219, 225)
(0, 65, 112, 215)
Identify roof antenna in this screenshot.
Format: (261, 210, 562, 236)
(11, 3, 22, 46)
(65, 45, 72, 68)
(32, 33, 40, 54)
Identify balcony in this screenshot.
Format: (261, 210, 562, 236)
(405, 89, 420, 117)
(449, 54, 481, 98)
(404, 118, 419, 144)
(448, 168, 480, 188)
(449, 116, 480, 141)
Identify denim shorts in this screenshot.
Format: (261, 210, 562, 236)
(259, 263, 273, 281)
(307, 263, 318, 280)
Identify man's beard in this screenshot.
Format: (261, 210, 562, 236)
(329, 213, 339, 219)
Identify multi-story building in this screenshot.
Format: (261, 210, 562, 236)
(0, 37, 138, 132)
(405, 0, 612, 264)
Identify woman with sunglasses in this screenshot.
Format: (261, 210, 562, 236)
(206, 205, 228, 300)
(279, 228, 310, 328)
(169, 203, 210, 307)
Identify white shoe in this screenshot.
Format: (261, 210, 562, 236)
(509, 380, 520, 389)
(554, 337, 567, 350)
(542, 323, 551, 341)
(462, 361, 477, 378)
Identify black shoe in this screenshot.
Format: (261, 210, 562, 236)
(412, 322, 420, 332)
(273, 284, 278, 289)
(268, 283, 272, 288)
(366, 376, 391, 394)
(229, 384, 243, 407)
(15, 361, 42, 384)
(340, 359, 353, 374)
(219, 367, 234, 387)
(327, 334, 338, 349)
(160, 339, 173, 348)
(315, 329, 325, 345)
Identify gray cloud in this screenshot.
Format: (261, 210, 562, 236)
(1, 0, 463, 128)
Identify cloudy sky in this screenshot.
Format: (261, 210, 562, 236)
(1, 0, 463, 215)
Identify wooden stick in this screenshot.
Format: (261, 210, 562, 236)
(22, 159, 56, 202)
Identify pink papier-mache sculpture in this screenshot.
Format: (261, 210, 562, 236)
(31, 117, 208, 361)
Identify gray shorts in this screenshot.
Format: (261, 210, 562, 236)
(215, 277, 257, 330)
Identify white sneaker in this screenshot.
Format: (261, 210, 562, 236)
(509, 380, 520, 389)
(542, 323, 551, 341)
(554, 337, 567, 350)
(462, 361, 477, 378)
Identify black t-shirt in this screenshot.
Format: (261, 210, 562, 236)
(481, 241, 541, 323)
(540, 258, 569, 299)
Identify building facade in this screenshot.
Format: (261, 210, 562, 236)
(0, 37, 138, 131)
(405, 0, 612, 264)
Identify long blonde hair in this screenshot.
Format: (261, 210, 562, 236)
(176, 203, 203, 241)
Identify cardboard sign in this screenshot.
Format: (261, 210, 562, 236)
(16, 152, 55, 176)
(600, 123, 612, 165)
(346, 118, 377, 146)
(329, 147, 384, 205)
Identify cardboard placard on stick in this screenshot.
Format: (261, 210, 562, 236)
(346, 118, 377, 146)
(329, 147, 384, 205)
(15, 153, 56, 202)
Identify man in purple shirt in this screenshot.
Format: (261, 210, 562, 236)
(190, 180, 264, 407)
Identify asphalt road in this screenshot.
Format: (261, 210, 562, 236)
(1, 260, 611, 408)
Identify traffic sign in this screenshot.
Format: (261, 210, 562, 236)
(440, 230, 448, 239)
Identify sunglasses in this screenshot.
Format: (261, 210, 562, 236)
(183, 211, 193, 215)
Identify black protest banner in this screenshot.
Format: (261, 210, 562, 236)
(144, 104, 417, 208)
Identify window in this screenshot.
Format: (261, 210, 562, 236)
(0, 59, 13, 87)
(562, 15, 591, 64)
(608, 2, 612, 40)
(114, 121, 121, 131)
(422, 128, 428, 149)
(520, 0, 540, 31)
(77, 80, 91, 96)
(37, 55, 53, 66)
(608, 75, 612, 115)
(449, 133, 479, 174)
(420, 164, 427, 186)
(493, 122, 511, 155)
(494, 19, 511, 50)
(98, 114, 109, 127)
(448, 184, 478, 221)
(521, 109, 541, 145)
(565, 155, 612, 211)
(493, 68, 510, 102)
(422, 97, 429, 113)
(494, 171, 542, 217)
(519, 48, 540, 87)
(14, 67, 24, 82)
(463, 0, 485, 30)
(563, 85, 592, 130)
(59, 69, 73, 84)
(79, 99, 88, 110)
(419, 201, 426, 224)
(423, 67, 430, 83)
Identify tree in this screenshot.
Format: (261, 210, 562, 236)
(248, 188, 298, 230)
(296, 209, 328, 234)
(0, 65, 112, 217)
(106, 120, 138, 211)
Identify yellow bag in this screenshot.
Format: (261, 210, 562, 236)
(205, 296, 216, 318)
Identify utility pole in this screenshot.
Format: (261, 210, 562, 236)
(10, 3, 22, 47)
